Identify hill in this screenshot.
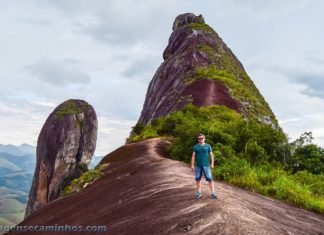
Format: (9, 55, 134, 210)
(4, 138, 324, 235)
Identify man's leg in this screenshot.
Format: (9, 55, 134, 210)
(203, 166, 216, 194)
(196, 180, 201, 193)
(208, 180, 215, 194)
(195, 166, 203, 198)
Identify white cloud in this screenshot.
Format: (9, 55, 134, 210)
(44, 0, 176, 45)
(23, 58, 91, 86)
(248, 61, 324, 145)
(95, 116, 135, 156)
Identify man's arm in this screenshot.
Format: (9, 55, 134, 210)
(191, 152, 196, 171)
(210, 151, 214, 168)
(209, 145, 214, 168)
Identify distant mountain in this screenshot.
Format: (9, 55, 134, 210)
(0, 143, 36, 157)
(0, 144, 35, 227)
(0, 157, 21, 175)
(0, 141, 101, 227)
(0, 171, 33, 194)
(0, 153, 35, 174)
(17, 144, 36, 156)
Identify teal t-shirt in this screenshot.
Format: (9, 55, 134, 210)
(193, 143, 212, 166)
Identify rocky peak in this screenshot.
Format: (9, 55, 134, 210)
(137, 13, 277, 127)
(24, 99, 98, 218)
(172, 13, 205, 30)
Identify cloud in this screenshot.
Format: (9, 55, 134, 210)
(44, 0, 176, 45)
(295, 73, 324, 99)
(23, 58, 91, 86)
(304, 53, 324, 65)
(19, 17, 53, 26)
(121, 54, 162, 80)
(95, 116, 135, 155)
(268, 64, 324, 100)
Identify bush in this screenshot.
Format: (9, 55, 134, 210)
(289, 143, 324, 174)
(128, 125, 159, 143)
(214, 157, 324, 213)
(291, 171, 324, 196)
(60, 163, 109, 197)
(132, 122, 145, 135)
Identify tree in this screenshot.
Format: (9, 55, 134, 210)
(289, 132, 324, 174)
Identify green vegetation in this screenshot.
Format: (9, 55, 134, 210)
(60, 163, 109, 197)
(55, 100, 83, 118)
(186, 23, 218, 36)
(196, 44, 217, 60)
(288, 132, 324, 174)
(73, 118, 85, 130)
(128, 104, 324, 213)
(79, 120, 85, 129)
(76, 162, 89, 172)
(56, 100, 89, 130)
(183, 23, 276, 124)
(214, 158, 324, 213)
(55, 100, 91, 118)
(185, 64, 276, 124)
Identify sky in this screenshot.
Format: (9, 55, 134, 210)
(0, 0, 323, 156)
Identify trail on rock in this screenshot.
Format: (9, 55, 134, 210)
(6, 137, 324, 235)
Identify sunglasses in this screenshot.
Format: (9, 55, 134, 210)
(198, 137, 204, 140)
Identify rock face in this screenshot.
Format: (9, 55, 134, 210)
(24, 99, 97, 218)
(138, 13, 277, 126)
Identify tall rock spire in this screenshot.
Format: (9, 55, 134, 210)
(25, 99, 97, 218)
(137, 13, 277, 127)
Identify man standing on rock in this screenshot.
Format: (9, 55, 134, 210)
(191, 133, 217, 199)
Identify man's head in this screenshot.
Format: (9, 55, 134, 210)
(197, 133, 205, 143)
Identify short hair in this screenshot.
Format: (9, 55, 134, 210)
(197, 133, 205, 138)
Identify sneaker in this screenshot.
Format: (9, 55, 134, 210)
(211, 192, 218, 199)
(195, 191, 202, 199)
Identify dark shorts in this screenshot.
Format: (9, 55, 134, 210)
(195, 165, 213, 182)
